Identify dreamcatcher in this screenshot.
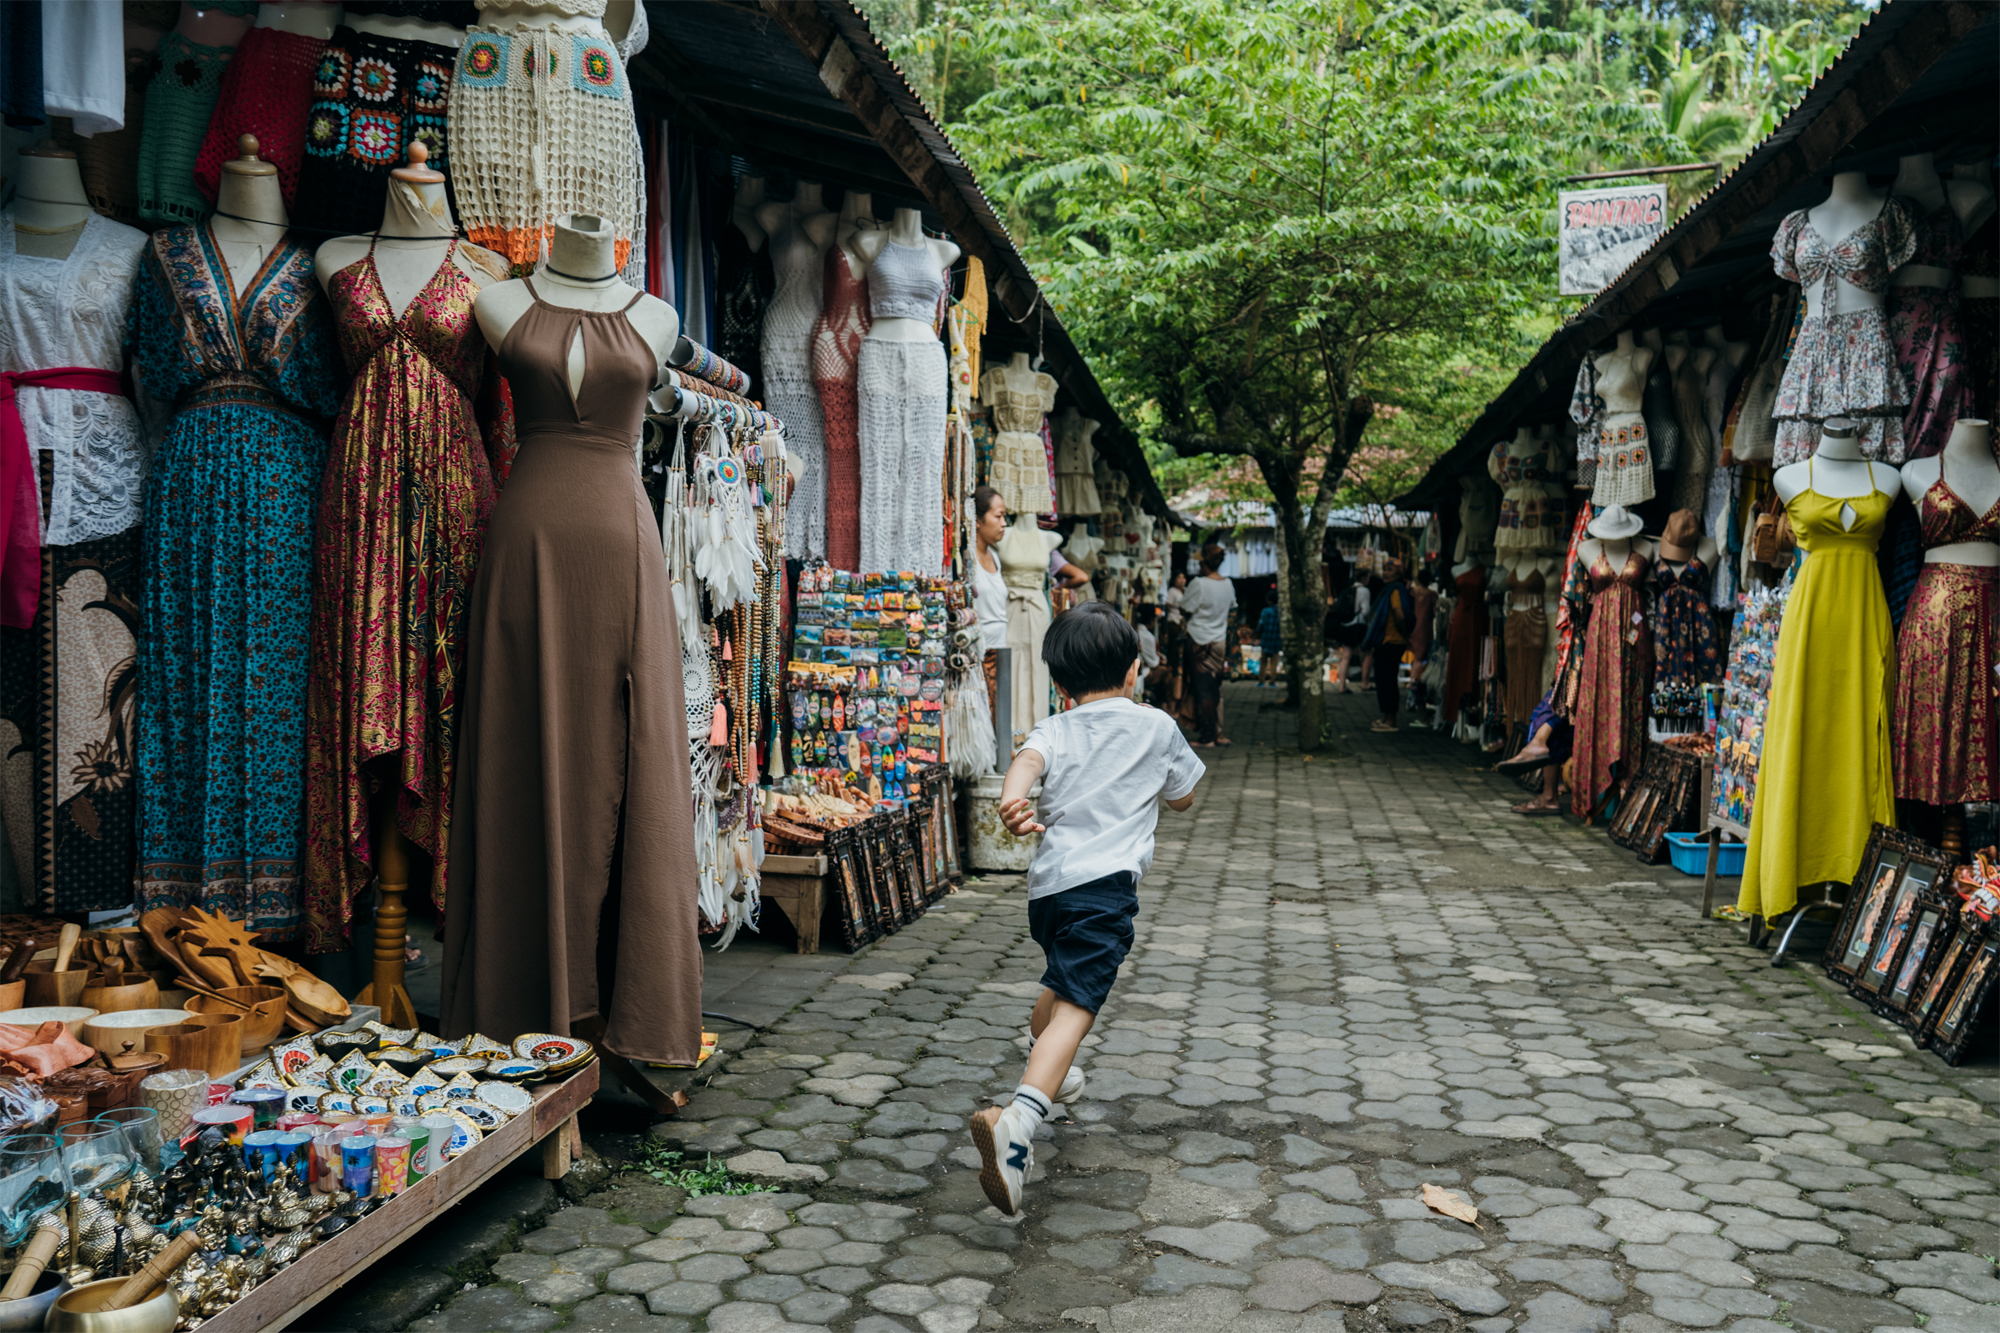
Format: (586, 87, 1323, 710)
(691, 427, 764, 611)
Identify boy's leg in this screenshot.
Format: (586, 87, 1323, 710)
(1023, 989, 1095, 1100)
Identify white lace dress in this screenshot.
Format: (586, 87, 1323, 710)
(762, 209, 828, 558)
(0, 213, 151, 547)
(981, 363, 1056, 517)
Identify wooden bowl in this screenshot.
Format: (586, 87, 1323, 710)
(0, 1006, 99, 1042)
(79, 973, 159, 1016)
(177, 1012, 244, 1073)
(143, 1024, 227, 1079)
(22, 962, 87, 1009)
(79, 1009, 190, 1058)
(187, 986, 286, 1051)
(0, 979, 24, 1012)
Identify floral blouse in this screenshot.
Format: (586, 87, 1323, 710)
(1771, 196, 1920, 309)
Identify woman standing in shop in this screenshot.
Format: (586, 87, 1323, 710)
(1182, 543, 1237, 746)
(968, 485, 1009, 725)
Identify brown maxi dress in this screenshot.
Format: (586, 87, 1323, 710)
(1570, 550, 1651, 819)
(1502, 567, 1547, 730)
(1441, 565, 1488, 722)
(440, 282, 703, 1065)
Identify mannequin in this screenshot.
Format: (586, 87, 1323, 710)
(810, 189, 876, 569)
(731, 175, 767, 251)
(1455, 472, 1499, 564)
(1500, 549, 1555, 731)
(1571, 506, 1655, 818)
(212, 137, 291, 298)
(347, 10, 465, 46)
(1740, 418, 1898, 927)
(316, 143, 497, 311)
(1950, 160, 1998, 239)
(997, 512, 1061, 742)
(1888, 153, 1981, 460)
(475, 215, 675, 383)
(759, 183, 837, 559)
(1805, 172, 1893, 320)
(852, 207, 960, 341)
(1893, 419, 1999, 825)
(1052, 407, 1104, 516)
(176, 5, 255, 47)
(1441, 546, 1486, 726)
(1649, 509, 1720, 737)
(1591, 330, 1654, 506)
(1490, 425, 1558, 554)
(10, 149, 93, 262)
(259, 5, 342, 40)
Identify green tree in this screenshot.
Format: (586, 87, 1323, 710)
(954, 0, 1660, 747)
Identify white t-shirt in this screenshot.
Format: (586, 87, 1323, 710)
(41, 1, 126, 136)
(1180, 575, 1236, 645)
(1019, 698, 1205, 899)
(1136, 625, 1159, 669)
(1164, 586, 1184, 623)
(970, 551, 1008, 649)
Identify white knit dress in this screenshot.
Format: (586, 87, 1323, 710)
(762, 208, 829, 559)
(856, 240, 950, 575)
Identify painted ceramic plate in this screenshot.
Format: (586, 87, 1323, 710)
(272, 1037, 319, 1083)
(460, 1033, 511, 1059)
(290, 1053, 336, 1089)
(412, 1031, 458, 1059)
(361, 1064, 407, 1095)
(239, 1071, 287, 1091)
(476, 1082, 532, 1117)
(331, 1050, 377, 1092)
(456, 1099, 507, 1130)
(404, 1069, 446, 1096)
(442, 1116, 482, 1159)
(391, 1093, 423, 1118)
(283, 1087, 323, 1115)
(484, 1059, 547, 1085)
(364, 1022, 417, 1046)
(316, 1029, 380, 1056)
(374, 1046, 430, 1076)
(317, 1091, 355, 1115)
(354, 1095, 391, 1115)
(514, 1034, 590, 1065)
(417, 1090, 453, 1113)
(441, 1072, 481, 1102)
(428, 1056, 488, 1077)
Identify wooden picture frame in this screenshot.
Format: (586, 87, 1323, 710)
(828, 827, 875, 950)
(1878, 892, 1953, 1020)
(1926, 924, 2000, 1066)
(1853, 851, 1947, 998)
(937, 773, 962, 883)
(1824, 825, 1912, 981)
(1911, 917, 1983, 1045)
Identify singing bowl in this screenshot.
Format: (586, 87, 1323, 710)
(0, 980, 23, 1013)
(0, 1006, 97, 1042)
(78, 1009, 191, 1057)
(0, 1269, 68, 1331)
(187, 986, 286, 1051)
(22, 962, 88, 1009)
(177, 1012, 245, 1072)
(77, 974, 160, 1016)
(45, 1277, 177, 1333)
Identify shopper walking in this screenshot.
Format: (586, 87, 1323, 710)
(1181, 543, 1237, 746)
(1362, 558, 1412, 731)
(1257, 597, 1282, 685)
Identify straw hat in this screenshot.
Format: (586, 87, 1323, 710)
(1659, 510, 1699, 562)
(1586, 504, 1644, 541)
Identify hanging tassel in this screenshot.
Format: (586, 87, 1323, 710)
(709, 697, 729, 749)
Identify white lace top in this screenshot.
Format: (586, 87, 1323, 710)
(0, 213, 150, 545)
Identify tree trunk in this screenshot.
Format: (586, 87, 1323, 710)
(1274, 531, 1300, 707)
(1269, 501, 1327, 752)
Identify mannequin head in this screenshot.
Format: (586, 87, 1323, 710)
(549, 214, 618, 281)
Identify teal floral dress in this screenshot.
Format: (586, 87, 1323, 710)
(129, 224, 341, 940)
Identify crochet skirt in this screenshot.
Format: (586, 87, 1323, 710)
(194, 26, 327, 208)
(296, 26, 458, 239)
(857, 335, 947, 575)
(1590, 411, 1654, 508)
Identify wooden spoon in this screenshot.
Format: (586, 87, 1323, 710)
(52, 923, 79, 973)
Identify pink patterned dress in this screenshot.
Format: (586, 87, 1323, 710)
(302, 240, 498, 952)
(811, 245, 870, 570)
(1887, 200, 1977, 460)
(1571, 550, 1651, 818)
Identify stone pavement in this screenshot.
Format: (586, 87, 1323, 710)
(391, 684, 1999, 1333)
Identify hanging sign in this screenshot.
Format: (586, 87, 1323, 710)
(1558, 184, 1668, 296)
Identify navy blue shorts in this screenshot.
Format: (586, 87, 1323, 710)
(1028, 872, 1138, 1014)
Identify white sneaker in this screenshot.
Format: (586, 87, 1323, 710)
(1058, 1065, 1086, 1104)
(968, 1103, 1035, 1215)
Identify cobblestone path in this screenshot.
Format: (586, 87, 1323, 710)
(410, 686, 1999, 1333)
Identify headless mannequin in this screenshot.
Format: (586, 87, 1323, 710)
(1953, 161, 1997, 238)
(10, 149, 92, 262)
(255, 3, 341, 41)
(475, 214, 677, 398)
(833, 191, 878, 276)
(316, 143, 493, 314)
(349, 2, 463, 46)
(853, 208, 960, 342)
(1599, 329, 1654, 401)
(175, 5, 254, 47)
(1574, 534, 1656, 578)
(756, 181, 837, 267)
(1055, 407, 1100, 462)
(730, 175, 767, 251)
(1702, 325, 1749, 377)
(212, 137, 289, 298)
(1774, 419, 1900, 526)
(1901, 419, 1998, 568)
(1805, 173, 1891, 319)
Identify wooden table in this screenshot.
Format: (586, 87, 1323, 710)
(760, 854, 830, 954)
(200, 1061, 598, 1332)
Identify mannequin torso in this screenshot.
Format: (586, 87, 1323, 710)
(1576, 536, 1657, 573)
(316, 149, 498, 313)
(731, 176, 767, 252)
(834, 191, 877, 275)
(1596, 331, 1651, 411)
(175, 5, 253, 47)
(255, 3, 342, 41)
(211, 139, 290, 298)
(475, 215, 676, 396)
(1804, 173, 1892, 318)
(1774, 422, 1901, 527)
(1900, 419, 1999, 567)
(854, 208, 959, 343)
(10, 151, 93, 262)
(1951, 161, 1998, 238)
(757, 184, 838, 286)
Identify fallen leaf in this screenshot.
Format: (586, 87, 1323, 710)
(1422, 1183, 1482, 1228)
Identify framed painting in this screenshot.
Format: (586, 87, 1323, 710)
(1911, 919, 1981, 1045)
(1854, 851, 1947, 998)
(1825, 826, 1910, 981)
(1927, 926, 2000, 1066)
(829, 827, 875, 950)
(1878, 893, 1952, 1020)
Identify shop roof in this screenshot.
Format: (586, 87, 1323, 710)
(630, 0, 1171, 520)
(1396, 0, 1998, 509)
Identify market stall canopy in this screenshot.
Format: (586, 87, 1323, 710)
(632, 0, 1171, 521)
(1397, 0, 1998, 510)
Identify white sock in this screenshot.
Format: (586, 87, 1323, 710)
(1010, 1084, 1051, 1132)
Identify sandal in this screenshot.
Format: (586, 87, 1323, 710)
(1511, 800, 1562, 816)
(1370, 720, 1398, 733)
(1497, 749, 1551, 776)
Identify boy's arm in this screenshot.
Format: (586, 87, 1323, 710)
(1164, 792, 1195, 813)
(998, 746, 1047, 836)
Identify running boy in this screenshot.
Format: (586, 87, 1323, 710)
(971, 601, 1204, 1214)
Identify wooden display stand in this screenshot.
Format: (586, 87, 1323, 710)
(200, 1061, 598, 1332)
(760, 854, 831, 954)
(355, 818, 419, 1031)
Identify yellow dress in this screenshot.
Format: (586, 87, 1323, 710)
(1739, 463, 1896, 921)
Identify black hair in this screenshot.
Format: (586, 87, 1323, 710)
(1199, 542, 1226, 573)
(1043, 601, 1140, 697)
(1134, 603, 1157, 628)
(972, 485, 1003, 522)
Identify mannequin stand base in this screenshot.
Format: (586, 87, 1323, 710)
(357, 981, 420, 1031)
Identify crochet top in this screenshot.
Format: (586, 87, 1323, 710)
(868, 240, 944, 323)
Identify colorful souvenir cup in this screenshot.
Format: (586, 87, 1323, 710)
(274, 1130, 313, 1179)
(139, 1069, 208, 1147)
(311, 1128, 348, 1194)
(189, 1104, 252, 1147)
(374, 1136, 411, 1196)
(205, 1082, 233, 1106)
(401, 1123, 432, 1181)
(341, 1135, 377, 1193)
(243, 1129, 284, 1179)
(231, 1087, 286, 1130)
(277, 1112, 322, 1133)
(416, 1115, 457, 1175)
